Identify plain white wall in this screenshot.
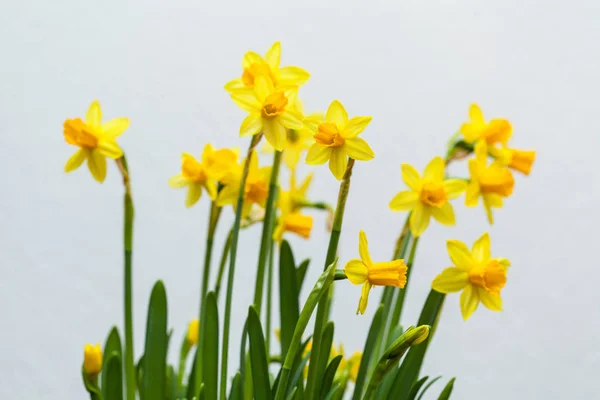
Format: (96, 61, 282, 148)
(1, 0, 599, 398)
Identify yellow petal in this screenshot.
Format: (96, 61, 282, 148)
(447, 240, 475, 271)
(230, 90, 261, 113)
(298, 173, 313, 196)
(205, 180, 218, 201)
(242, 51, 263, 68)
(186, 183, 202, 207)
(460, 284, 480, 320)
(358, 230, 373, 266)
(278, 66, 310, 87)
(303, 115, 322, 134)
(482, 195, 495, 224)
(401, 164, 421, 191)
(389, 191, 419, 211)
(423, 156, 445, 182)
(224, 78, 246, 92)
(344, 259, 369, 285)
(240, 113, 263, 137)
(329, 149, 348, 180)
(87, 150, 107, 183)
(343, 138, 374, 161)
(430, 202, 455, 226)
(65, 148, 87, 172)
(472, 232, 491, 263)
(443, 179, 467, 199)
(342, 116, 372, 139)
(101, 118, 129, 138)
(279, 109, 304, 131)
(357, 281, 372, 315)
(254, 75, 274, 103)
(168, 174, 189, 188)
(478, 288, 502, 311)
(465, 181, 480, 207)
(265, 41, 281, 70)
(474, 140, 488, 163)
(96, 139, 123, 159)
(469, 103, 484, 123)
(217, 185, 237, 207)
(263, 118, 286, 151)
(432, 267, 469, 293)
(306, 144, 331, 165)
(86, 100, 102, 126)
(326, 100, 348, 126)
(409, 203, 430, 237)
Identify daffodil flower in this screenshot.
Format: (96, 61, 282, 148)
(230, 75, 304, 151)
(225, 41, 310, 92)
(169, 144, 238, 208)
(344, 230, 408, 315)
(63, 101, 129, 182)
(273, 172, 314, 242)
(305, 100, 374, 180)
(333, 344, 361, 382)
(496, 147, 536, 175)
(186, 319, 199, 345)
(460, 103, 512, 147)
(466, 142, 515, 224)
(217, 151, 271, 218)
(432, 233, 510, 320)
(83, 343, 103, 376)
(389, 157, 467, 237)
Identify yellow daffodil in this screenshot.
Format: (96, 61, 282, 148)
(502, 147, 536, 175)
(305, 100, 374, 180)
(460, 103, 512, 147)
(273, 172, 315, 242)
(225, 41, 310, 92)
(83, 343, 103, 376)
(432, 233, 510, 320)
(217, 151, 271, 218)
(186, 319, 199, 345)
(230, 75, 304, 151)
(389, 157, 467, 237)
(466, 142, 515, 224)
(64, 101, 129, 182)
(273, 213, 313, 242)
(169, 144, 238, 208)
(344, 230, 408, 315)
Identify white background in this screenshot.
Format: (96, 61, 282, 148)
(1, 0, 599, 398)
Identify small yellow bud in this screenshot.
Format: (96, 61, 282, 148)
(83, 343, 103, 376)
(411, 325, 430, 345)
(187, 319, 199, 345)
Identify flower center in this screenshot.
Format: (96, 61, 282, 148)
(419, 182, 447, 207)
(468, 260, 507, 295)
(182, 157, 207, 183)
(245, 180, 269, 204)
(314, 122, 345, 148)
(261, 92, 288, 118)
(242, 62, 274, 87)
(64, 118, 98, 149)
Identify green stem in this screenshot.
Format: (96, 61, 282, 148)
(305, 158, 355, 400)
(252, 150, 282, 314)
(116, 156, 136, 400)
(265, 241, 275, 357)
(214, 228, 233, 298)
(220, 137, 261, 400)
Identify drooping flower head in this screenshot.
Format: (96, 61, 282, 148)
(460, 103, 512, 147)
(64, 101, 129, 182)
(225, 42, 310, 92)
(217, 151, 271, 218)
(273, 172, 314, 243)
(305, 100, 374, 180)
(344, 230, 408, 314)
(169, 144, 238, 208)
(432, 233, 510, 320)
(83, 343, 103, 376)
(494, 147, 536, 175)
(466, 141, 515, 224)
(230, 75, 304, 151)
(389, 157, 467, 237)
(186, 319, 199, 345)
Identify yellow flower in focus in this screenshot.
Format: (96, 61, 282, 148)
(230, 75, 304, 151)
(305, 100, 374, 180)
(460, 103, 512, 147)
(466, 142, 515, 224)
(187, 319, 199, 345)
(225, 41, 310, 92)
(432, 233, 510, 320)
(389, 157, 467, 237)
(64, 101, 129, 182)
(217, 151, 271, 218)
(344, 230, 408, 315)
(83, 343, 103, 375)
(169, 144, 238, 208)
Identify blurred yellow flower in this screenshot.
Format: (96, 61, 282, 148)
(389, 157, 467, 237)
(225, 41, 310, 92)
(305, 100, 374, 180)
(83, 343, 103, 375)
(432, 233, 510, 320)
(466, 142, 515, 224)
(217, 151, 271, 218)
(333, 344, 362, 382)
(169, 144, 238, 208)
(344, 230, 408, 315)
(273, 172, 315, 242)
(503, 148, 536, 175)
(460, 103, 512, 147)
(273, 212, 313, 243)
(229, 75, 304, 151)
(64, 100, 129, 182)
(186, 319, 199, 345)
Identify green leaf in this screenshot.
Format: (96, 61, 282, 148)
(324, 383, 340, 400)
(376, 324, 405, 398)
(186, 349, 198, 400)
(416, 376, 441, 400)
(243, 353, 253, 400)
(437, 378, 455, 400)
(352, 305, 384, 400)
(286, 351, 310, 399)
(229, 372, 242, 400)
(103, 352, 123, 400)
(279, 241, 300, 360)
(202, 292, 220, 400)
(136, 354, 145, 399)
(101, 326, 122, 399)
(407, 376, 428, 400)
(142, 281, 168, 400)
(296, 258, 310, 293)
(319, 354, 342, 399)
(247, 306, 272, 400)
(315, 321, 335, 389)
(81, 365, 102, 400)
(166, 365, 177, 400)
